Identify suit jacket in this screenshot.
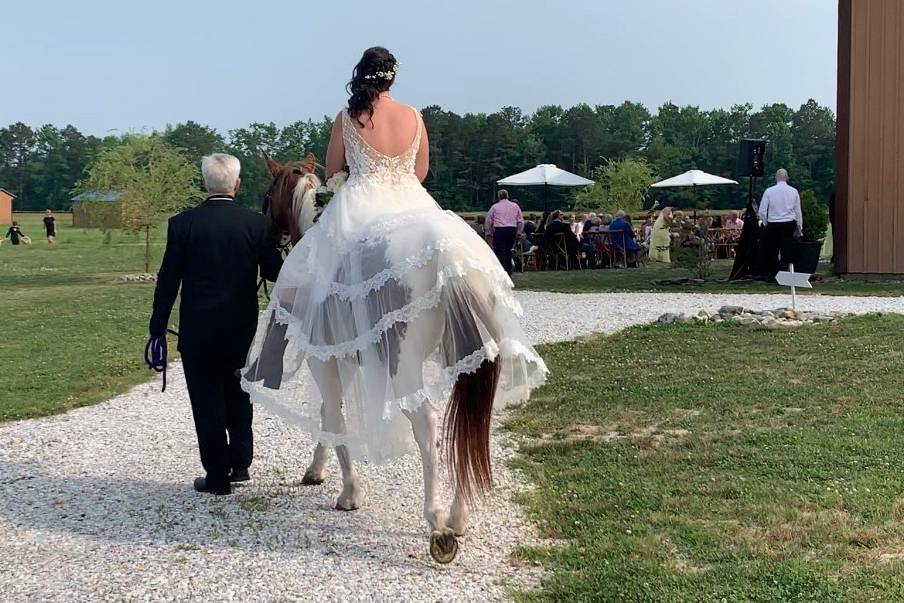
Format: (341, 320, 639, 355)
(543, 220, 581, 252)
(149, 195, 283, 367)
(609, 218, 641, 251)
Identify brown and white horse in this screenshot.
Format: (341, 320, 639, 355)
(261, 155, 501, 564)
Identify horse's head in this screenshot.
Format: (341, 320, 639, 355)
(262, 152, 321, 246)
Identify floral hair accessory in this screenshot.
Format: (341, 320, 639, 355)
(363, 62, 400, 81)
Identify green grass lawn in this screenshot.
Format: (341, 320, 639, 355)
(507, 315, 904, 602)
(513, 261, 904, 296)
(0, 213, 169, 420)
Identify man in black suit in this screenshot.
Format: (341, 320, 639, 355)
(150, 154, 283, 495)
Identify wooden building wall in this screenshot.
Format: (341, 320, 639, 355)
(836, 0, 904, 274)
(0, 194, 12, 225)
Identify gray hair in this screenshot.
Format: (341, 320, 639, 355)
(497, 189, 509, 200)
(202, 154, 241, 194)
(776, 168, 789, 182)
(615, 210, 626, 218)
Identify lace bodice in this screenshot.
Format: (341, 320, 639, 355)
(342, 107, 422, 184)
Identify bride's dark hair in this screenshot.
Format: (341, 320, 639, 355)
(347, 46, 398, 127)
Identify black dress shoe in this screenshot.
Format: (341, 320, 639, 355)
(230, 468, 250, 483)
(193, 476, 231, 495)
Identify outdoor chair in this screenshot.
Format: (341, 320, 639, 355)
(607, 230, 628, 268)
(547, 233, 570, 271)
(584, 232, 612, 269)
(634, 245, 648, 268)
(513, 242, 538, 272)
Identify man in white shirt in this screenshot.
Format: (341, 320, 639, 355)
(758, 168, 802, 281)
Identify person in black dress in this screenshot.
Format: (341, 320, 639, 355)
(43, 209, 57, 244)
(149, 154, 283, 495)
(5, 221, 25, 245)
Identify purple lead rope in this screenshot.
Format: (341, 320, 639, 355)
(145, 328, 178, 392)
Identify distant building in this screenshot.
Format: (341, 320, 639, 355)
(71, 191, 125, 228)
(0, 188, 15, 225)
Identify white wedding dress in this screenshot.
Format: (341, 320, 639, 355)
(241, 107, 547, 463)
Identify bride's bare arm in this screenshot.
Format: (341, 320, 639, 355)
(325, 111, 345, 178)
(415, 119, 430, 182)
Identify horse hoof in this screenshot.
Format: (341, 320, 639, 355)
(429, 529, 459, 564)
(300, 473, 324, 486)
(335, 500, 359, 511)
(335, 486, 363, 511)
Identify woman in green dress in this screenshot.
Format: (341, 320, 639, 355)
(648, 207, 673, 263)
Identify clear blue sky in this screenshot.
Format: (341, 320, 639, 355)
(2, 0, 837, 136)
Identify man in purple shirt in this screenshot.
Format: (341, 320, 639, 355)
(485, 189, 524, 275)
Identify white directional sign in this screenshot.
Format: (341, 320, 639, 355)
(775, 271, 813, 288)
(775, 264, 812, 310)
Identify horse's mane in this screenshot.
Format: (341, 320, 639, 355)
(264, 153, 321, 245)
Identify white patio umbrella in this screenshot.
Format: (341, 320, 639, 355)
(650, 169, 738, 208)
(497, 164, 594, 211)
(650, 169, 738, 188)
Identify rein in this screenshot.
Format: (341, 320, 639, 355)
(256, 240, 292, 298)
(145, 328, 179, 392)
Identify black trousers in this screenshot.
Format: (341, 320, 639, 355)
(762, 221, 797, 281)
(492, 227, 517, 276)
(182, 351, 253, 489)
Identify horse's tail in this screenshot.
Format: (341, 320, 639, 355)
(444, 355, 501, 504)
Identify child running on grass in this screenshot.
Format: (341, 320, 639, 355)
(5, 221, 26, 246)
(43, 209, 57, 244)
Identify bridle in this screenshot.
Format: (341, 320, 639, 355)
(258, 181, 296, 298)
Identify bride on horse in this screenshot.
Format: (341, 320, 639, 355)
(242, 46, 547, 563)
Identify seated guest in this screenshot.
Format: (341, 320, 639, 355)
(582, 212, 597, 233)
(570, 213, 583, 239)
(724, 210, 743, 230)
(642, 213, 655, 244)
(544, 210, 596, 268)
(472, 215, 486, 237)
(679, 228, 698, 248)
(523, 219, 537, 238)
(601, 213, 613, 227)
(586, 216, 604, 233)
(512, 233, 538, 272)
(536, 210, 552, 235)
(694, 216, 714, 251)
(609, 210, 642, 264)
(693, 217, 709, 239)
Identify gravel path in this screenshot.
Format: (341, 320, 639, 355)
(516, 291, 904, 343)
(1, 292, 902, 602)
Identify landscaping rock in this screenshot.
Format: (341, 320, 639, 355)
(656, 312, 680, 325)
(652, 306, 846, 330)
(122, 273, 158, 283)
(718, 305, 746, 316)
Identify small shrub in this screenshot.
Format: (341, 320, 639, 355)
(800, 190, 829, 242)
(672, 243, 713, 280)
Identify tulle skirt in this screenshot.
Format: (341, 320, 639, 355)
(241, 175, 547, 463)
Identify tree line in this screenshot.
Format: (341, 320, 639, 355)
(0, 99, 834, 213)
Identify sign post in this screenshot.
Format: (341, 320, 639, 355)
(774, 264, 813, 310)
